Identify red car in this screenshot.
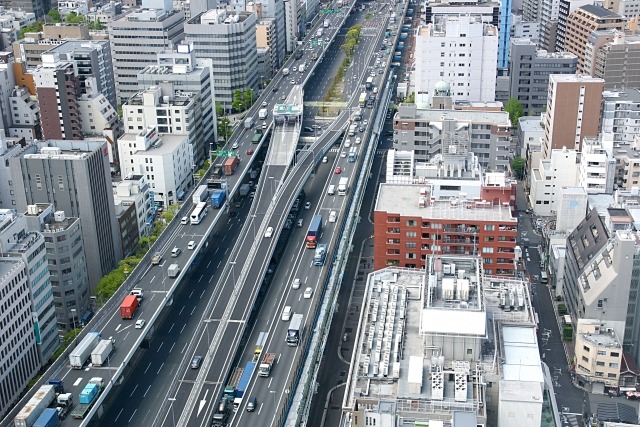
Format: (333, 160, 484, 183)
(246, 149, 254, 155)
(334, 166, 342, 174)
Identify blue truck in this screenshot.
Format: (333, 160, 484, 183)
(71, 378, 103, 419)
(233, 361, 256, 411)
(33, 408, 59, 427)
(400, 32, 408, 40)
(394, 51, 402, 61)
(211, 190, 226, 208)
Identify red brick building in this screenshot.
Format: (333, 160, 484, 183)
(374, 184, 518, 275)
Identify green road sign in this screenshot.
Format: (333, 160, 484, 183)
(216, 150, 229, 157)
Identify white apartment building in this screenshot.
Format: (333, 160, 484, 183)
(118, 126, 193, 208)
(601, 89, 640, 145)
(0, 135, 38, 209)
(8, 86, 40, 142)
(414, 15, 498, 106)
(556, 186, 588, 232)
(580, 138, 616, 194)
(113, 175, 153, 237)
(529, 147, 580, 216)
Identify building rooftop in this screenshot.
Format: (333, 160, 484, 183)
(550, 74, 605, 84)
(22, 140, 105, 160)
(501, 326, 544, 383)
(46, 39, 107, 55)
(376, 184, 516, 223)
(518, 116, 545, 132)
(401, 108, 510, 126)
(603, 89, 640, 103)
(580, 3, 621, 18)
(119, 132, 188, 156)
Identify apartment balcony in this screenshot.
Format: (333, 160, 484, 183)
(442, 237, 478, 245)
(442, 225, 479, 234)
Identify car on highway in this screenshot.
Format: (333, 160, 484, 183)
(282, 306, 292, 321)
(249, 191, 255, 198)
(341, 151, 347, 158)
(262, 101, 268, 107)
(135, 319, 145, 329)
(344, 139, 351, 147)
(151, 252, 162, 265)
(359, 126, 365, 132)
(232, 142, 239, 149)
(363, 120, 369, 126)
(246, 396, 257, 412)
(290, 79, 295, 84)
(304, 201, 311, 210)
(262, 122, 267, 129)
(281, 95, 286, 101)
(303, 287, 313, 299)
(191, 355, 203, 369)
(329, 211, 337, 222)
(171, 247, 181, 257)
(355, 137, 361, 144)
(246, 149, 254, 155)
(264, 227, 274, 238)
(181, 216, 188, 224)
(293, 66, 297, 72)
(292, 278, 301, 289)
(335, 166, 342, 174)
(188, 241, 196, 250)
(322, 156, 328, 163)
(273, 86, 279, 92)
(297, 218, 304, 228)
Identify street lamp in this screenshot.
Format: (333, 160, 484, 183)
(270, 390, 276, 410)
(168, 397, 177, 427)
(230, 261, 237, 286)
(70, 308, 77, 331)
(204, 319, 215, 349)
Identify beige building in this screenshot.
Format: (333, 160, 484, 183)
(256, 18, 278, 78)
(575, 319, 623, 393)
(12, 23, 90, 68)
(542, 74, 604, 159)
(563, 4, 625, 74)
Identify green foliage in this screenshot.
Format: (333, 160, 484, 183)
(27, 375, 42, 389)
(195, 160, 211, 179)
(511, 156, 525, 179)
(161, 203, 181, 223)
(65, 12, 85, 24)
(232, 89, 244, 112)
(88, 20, 105, 30)
(19, 20, 44, 39)
(505, 98, 525, 128)
(341, 24, 362, 60)
(51, 329, 80, 361)
(216, 101, 224, 117)
(555, 295, 563, 301)
(218, 117, 232, 142)
(557, 303, 568, 315)
(563, 325, 573, 341)
(405, 92, 416, 103)
(243, 88, 254, 110)
(47, 8, 62, 23)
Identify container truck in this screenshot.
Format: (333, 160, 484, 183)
(233, 362, 256, 411)
(286, 314, 304, 346)
(48, 379, 64, 394)
(244, 117, 254, 129)
(224, 367, 244, 399)
(211, 189, 226, 208)
(168, 263, 180, 278)
(365, 76, 373, 90)
(211, 397, 232, 427)
(239, 184, 251, 197)
(69, 332, 101, 369)
(55, 394, 73, 420)
(119, 295, 139, 320)
(223, 156, 239, 176)
(338, 177, 349, 195)
(314, 243, 328, 266)
(258, 353, 276, 377)
(258, 108, 268, 120)
(14, 385, 56, 427)
(70, 378, 104, 420)
(305, 215, 322, 248)
(192, 185, 208, 204)
(91, 339, 115, 367)
(33, 408, 59, 427)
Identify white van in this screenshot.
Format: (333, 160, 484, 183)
(281, 306, 292, 321)
(327, 185, 336, 195)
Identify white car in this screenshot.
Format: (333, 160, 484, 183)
(355, 137, 361, 144)
(304, 201, 311, 210)
(292, 278, 301, 289)
(262, 101, 268, 107)
(281, 306, 292, 321)
(329, 210, 337, 223)
(363, 120, 369, 125)
(264, 226, 274, 238)
(344, 140, 351, 148)
(188, 240, 196, 250)
(303, 287, 313, 299)
(340, 151, 347, 158)
(135, 319, 145, 329)
(181, 216, 188, 224)
(322, 156, 328, 163)
(232, 142, 239, 149)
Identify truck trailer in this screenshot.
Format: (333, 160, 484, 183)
(258, 108, 268, 120)
(258, 353, 276, 377)
(233, 361, 255, 411)
(119, 295, 139, 320)
(91, 339, 115, 367)
(305, 215, 322, 248)
(223, 157, 239, 176)
(70, 378, 104, 420)
(54, 394, 73, 420)
(69, 332, 101, 369)
(211, 189, 226, 208)
(192, 185, 208, 204)
(14, 385, 56, 427)
(33, 408, 59, 427)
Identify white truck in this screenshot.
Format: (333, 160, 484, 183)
(282, 67, 290, 76)
(258, 108, 268, 120)
(298, 63, 305, 73)
(324, 18, 330, 28)
(348, 123, 357, 136)
(313, 244, 328, 266)
(91, 339, 116, 367)
(338, 177, 349, 195)
(69, 331, 101, 369)
(258, 353, 276, 377)
(13, 385, 56, 427)
(192, 185, 208, 204)
(244, 117, 254, 129)
(168, 263, 180, 278)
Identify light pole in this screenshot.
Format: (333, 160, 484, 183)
(204, 319, 214, 349)
(70, 308, 77, 331)
(270, 390, 276, 410)
(168, 397, 177, 427)
(230, 261, 237, 285)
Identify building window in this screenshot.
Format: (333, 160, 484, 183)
(406, 231, 416, 237)
(484, 225, 495, 231)
(406, 220, 416, 226)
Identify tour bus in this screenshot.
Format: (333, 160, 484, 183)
(190, 201, 208, 225)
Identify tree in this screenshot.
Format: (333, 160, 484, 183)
(232, 89, 244, 112)
(216, 101, 224, 117)
(505, 98, 525, 128)
(47, 8, 62, 23)
(65, 12, 85, 24)
(218, 117, 231, 142)
(19, 20, 44, 39)
(511, 156, 525, 179)
(405, 92, 415, 103)
(243, 88, 254, 110)
(88, 20, 105, 30)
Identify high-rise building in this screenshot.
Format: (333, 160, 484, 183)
(537, 0, 560, 51)
(0, 258, 38, 418)
(542, 74, 604, 158)
(563, 4, 625, 74)
(0, 134, 38, 209)
(185, 9, 258, 109)
(283, 0, 298, 54)
(0, 0, 51, 19)
(113, 175, 153, 238)
(587, 32, 640, 89)
(10, 140, 122, 290)
(509, 38, 577, 116)
(256, 18, 278, 78)
(556, 0, 596, 52)
(604, 0, 640, 25)
(12, 23, 90, 69)
(109, 7, 185, 104)
(414, 16, 498, 105)
(24, 203, 90, 332)
(137, 43, 217, 165)
(46, 40, 117, 110)
(258, 0, 286, 66)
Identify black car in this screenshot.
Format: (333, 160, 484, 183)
(272, 86, 279, 92)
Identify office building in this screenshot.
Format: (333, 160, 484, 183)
(137, 43, 217, 165)
(555, 186, 588, 232)
(509, 38, 577, 116)
(46, 40, 117, 110)
(113, 174, 153, 238)
(118, 124, 193, 208)
(393, 102, 512, 172)
(0, 135, 38, 209)
(0, 0, 50, 19)
(542, 74, 604, 158)
(0, 210, 57, 362)
(374, 184, 517, 275)
(256, 18, 278, 79)
(414, 16, 498, 105)
(601, 90, 640, 145)
(563, 4, 625, 74)
(10, 140, 122, 290)
(114, 196, 139, 258)
(604, 0, 640, 22)
(109, 7, 185, 104)
(523, 0, 542, 22)
(0, 51, 15, 131)
(537, 0, 560, 51)
(185, 9, 259, 109)
(344, 259, 541, 427)
(283, 0, 298, 53)
(257, 0, 286, 67)
(12, 23, 90, 69)
(0, 258, 38, 419)
(512, 16, 541, 40)
(587, 32, 640, 89)
(517, 115, 545, 182)
(24, 203, 90, 332)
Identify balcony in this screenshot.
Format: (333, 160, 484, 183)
(443, 225, 478, 234)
